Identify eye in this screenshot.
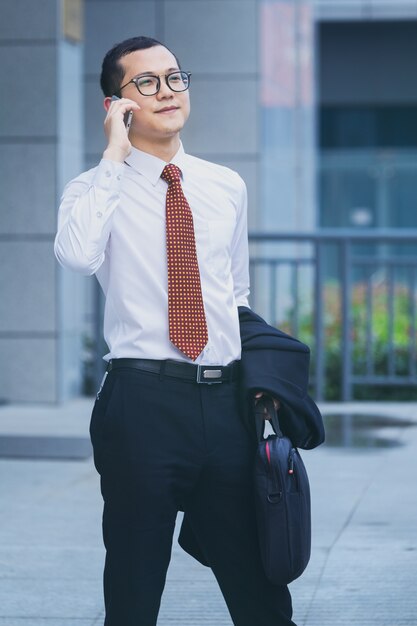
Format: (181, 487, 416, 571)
(138, 77, 156, 88)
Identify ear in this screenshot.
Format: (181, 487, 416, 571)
(103, 96, 113, 112)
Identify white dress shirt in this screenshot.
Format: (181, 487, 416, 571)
(54, 143, 250, 365)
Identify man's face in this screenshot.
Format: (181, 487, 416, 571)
(118, 46, 190, 143)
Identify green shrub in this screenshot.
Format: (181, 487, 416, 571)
(278, 281, 417, 400)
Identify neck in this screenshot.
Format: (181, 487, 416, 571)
(131, 135, 181, 163)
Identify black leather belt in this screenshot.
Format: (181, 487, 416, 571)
(107, 358, 239, 384)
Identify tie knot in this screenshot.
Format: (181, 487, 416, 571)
(161, 163, 182, 185)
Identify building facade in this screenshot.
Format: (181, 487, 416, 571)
(1, 0, 416, 402)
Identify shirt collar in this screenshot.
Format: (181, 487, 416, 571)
(125, 142, 187, 186)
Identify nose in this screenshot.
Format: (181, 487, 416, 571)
(157, 78, 174, 99)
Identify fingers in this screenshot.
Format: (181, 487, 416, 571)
(105, 97, 140, 129)
(254, 391, 281, 419)
(254, 391, 280, 408)
(108, 97, 141, 116)
(103, 98, 140, 162)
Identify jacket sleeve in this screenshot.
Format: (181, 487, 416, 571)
(238, 306, 325, 450)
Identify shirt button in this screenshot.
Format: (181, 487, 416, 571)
(105, 171, 111, 178)
(116, 174, 121, 180)
(96, 211, 103, 218)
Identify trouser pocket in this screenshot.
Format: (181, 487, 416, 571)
(89, 371, 120, 473)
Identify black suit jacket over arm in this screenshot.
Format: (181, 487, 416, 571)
(238, 306, 324, 450)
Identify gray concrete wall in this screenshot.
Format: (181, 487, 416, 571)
(0, 0, 84, 403)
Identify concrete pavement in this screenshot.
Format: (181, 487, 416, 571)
(0, 399, 416, 625)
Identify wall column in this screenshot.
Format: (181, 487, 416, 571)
(0, 0, 84, 402)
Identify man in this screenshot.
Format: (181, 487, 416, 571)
(55, 36, 297, 626)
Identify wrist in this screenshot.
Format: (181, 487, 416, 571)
(103, 146, 128, 163)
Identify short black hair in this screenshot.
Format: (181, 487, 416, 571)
(100, 36, 181, 97)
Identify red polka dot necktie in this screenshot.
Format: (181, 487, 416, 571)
(161, 164, 208, 360)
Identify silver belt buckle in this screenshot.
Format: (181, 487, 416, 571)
(196, 365, 223, 384)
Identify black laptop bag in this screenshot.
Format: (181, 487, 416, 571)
(254, 397, 311, 585)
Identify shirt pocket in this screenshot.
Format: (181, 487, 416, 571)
(207, 219, 235, 278)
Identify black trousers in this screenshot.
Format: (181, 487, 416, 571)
(90, 365, 297, 626)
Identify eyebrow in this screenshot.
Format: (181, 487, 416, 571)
(134, 67, 180, 77)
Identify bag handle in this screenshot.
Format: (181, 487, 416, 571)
(254, 395, 283, 442)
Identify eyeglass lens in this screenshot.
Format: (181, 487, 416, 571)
(135, 71, 190, 96)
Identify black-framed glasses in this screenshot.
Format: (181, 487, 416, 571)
(118, 71, 192, 97)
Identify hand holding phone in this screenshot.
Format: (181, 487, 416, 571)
(111, 95, 133, 133)
(103, 96, 139, 162)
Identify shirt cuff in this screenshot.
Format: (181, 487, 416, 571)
(92, 159, 125, 192)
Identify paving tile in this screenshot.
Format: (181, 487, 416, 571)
(0, 401, 417, 624)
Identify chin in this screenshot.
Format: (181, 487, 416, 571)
(162, 113, 186, 130)
(160, 122, 184, 136)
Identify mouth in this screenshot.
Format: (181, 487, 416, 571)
(156, 106, 179, 114)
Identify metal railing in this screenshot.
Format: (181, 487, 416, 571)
(249, 229, 417, 401)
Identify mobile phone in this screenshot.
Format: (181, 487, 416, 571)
(111, 95, 133, 132)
